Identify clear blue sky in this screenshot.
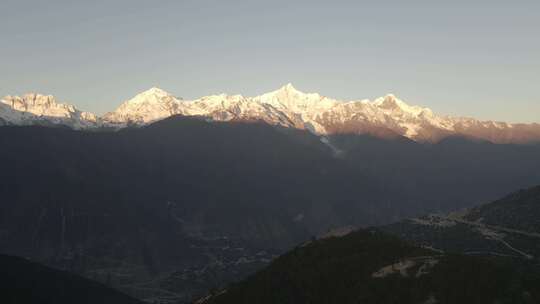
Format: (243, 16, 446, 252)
(1, 0, 539, 122)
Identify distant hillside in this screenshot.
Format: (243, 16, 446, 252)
(385, 185, 540, 262)
(200, 230, 540, 304)
(0, 254, 141, 304)
(465, 185, 540, 233)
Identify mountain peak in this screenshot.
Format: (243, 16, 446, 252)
(276, 83, 303, 95)
(1, 94, 79, 114)
(146, 87, 169, 94)
(0, 93, 99, 129)
(136, 87, 171, 98)
(375, 94, 403, 107)
(374, 94, 427, 116)
(3, 93, 58, 108)
(121, 87, 176, 106)
(104, 87, 181, 124)
(283, 82, 296, 90)
(384, 93, 398, 100)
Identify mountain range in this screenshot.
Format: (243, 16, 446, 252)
(2, 84, 540, 143)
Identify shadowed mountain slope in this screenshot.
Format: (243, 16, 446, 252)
(200, 229, 540, 304)
(0, 254, 141, 304)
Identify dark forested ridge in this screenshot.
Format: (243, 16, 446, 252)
(465, 185, 540, 233)
(0, 254, 141, 304)
(384, 184, 540, 263)
(202, 230, 540, 304)
(1, 117, 540, 302)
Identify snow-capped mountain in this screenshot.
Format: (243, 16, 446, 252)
(102, 87, 182, 125)
(2, 85, 540, 143)
(0, 93, 99, 129)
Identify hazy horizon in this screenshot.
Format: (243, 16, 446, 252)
(2, 0, 539, 123)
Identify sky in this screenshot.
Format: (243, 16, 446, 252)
(1, 0, 539, 122)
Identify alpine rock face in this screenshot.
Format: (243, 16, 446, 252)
(0, 93, 99, 129)
(2, 84, 540, 143)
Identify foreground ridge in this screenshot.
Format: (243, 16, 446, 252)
(2, 84, 540, 143)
